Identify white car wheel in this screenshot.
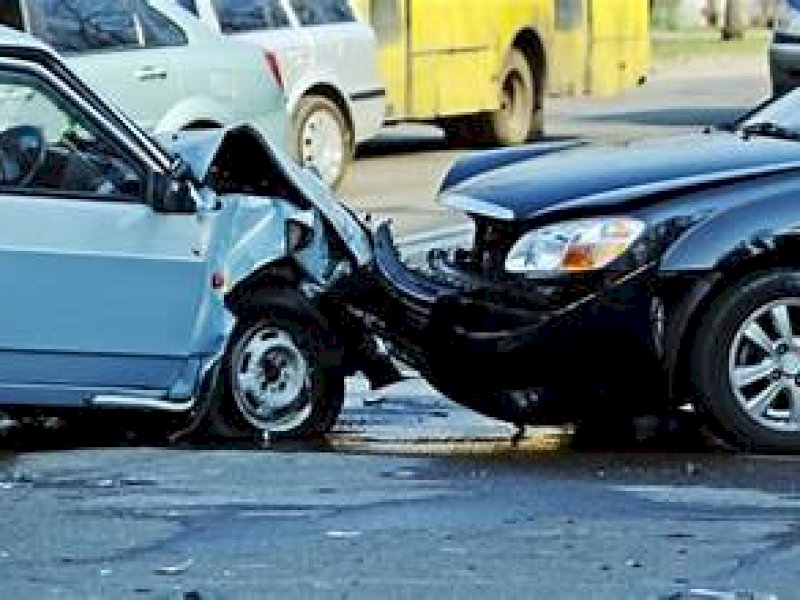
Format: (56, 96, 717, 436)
(294, 95, 352, 189)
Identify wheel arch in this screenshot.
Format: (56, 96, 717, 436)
(182, 119, 223, 131)
(225, 259, 299, 317)
(668, 251, 800, 402)
(153, 96, 235, 134)
(510, 27, 547, 105)
(225, 275, 345, 372)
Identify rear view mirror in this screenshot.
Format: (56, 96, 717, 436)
(151, 172, 195, 214)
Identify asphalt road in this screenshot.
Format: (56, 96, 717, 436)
(1, 446, 798, 599)
(2, 55, 795, 599)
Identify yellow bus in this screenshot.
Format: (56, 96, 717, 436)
(352, 0, 650, 145)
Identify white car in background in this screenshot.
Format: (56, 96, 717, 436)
(177, 0, 386, 188)
(0, 0, 290, 150)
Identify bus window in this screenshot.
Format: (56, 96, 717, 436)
(369, 0, 400, 43)
(556, 0, 583, 30)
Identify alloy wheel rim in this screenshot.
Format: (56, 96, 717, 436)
(728, 298, 800, 433)
(300, 108, 345, 186)
(231, 326, 312, 433)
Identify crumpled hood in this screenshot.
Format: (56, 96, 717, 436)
(156, 128, 224, 181)
(157, 127, 371, 267)
(443, 133, 800, 221)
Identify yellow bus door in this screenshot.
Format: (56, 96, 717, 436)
(549, 0, 589, 96)
(408, 0, 499, 120)
(358, 0, 410, 121)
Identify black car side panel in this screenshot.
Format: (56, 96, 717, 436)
(660, 180, 800, 272)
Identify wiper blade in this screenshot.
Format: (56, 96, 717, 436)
(740, 121, 800, 141)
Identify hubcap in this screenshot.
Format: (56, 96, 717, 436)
(300, 108, 345, 186)
(230, 326, 312, 433)
(728, 299, 800, 433)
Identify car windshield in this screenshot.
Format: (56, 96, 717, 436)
(739, 90, 800, 140)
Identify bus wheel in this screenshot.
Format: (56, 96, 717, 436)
(489, 47, 538, 145)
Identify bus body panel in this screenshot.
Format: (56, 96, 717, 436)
(353, 0, 649, 122)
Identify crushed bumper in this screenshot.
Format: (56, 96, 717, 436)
(346, 223, 665, 421)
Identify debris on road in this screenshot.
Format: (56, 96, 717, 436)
(154, 558, 194, 576)
(625, 558, 643, 568)
(325, 530, 363, 539)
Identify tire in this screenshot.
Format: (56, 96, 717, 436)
(691, 270, 800, 453)
(442, 48, 543, 148)
(489, 47, 541, 145)
(293, 95, 353, 189)
(208, 292, 345, 441)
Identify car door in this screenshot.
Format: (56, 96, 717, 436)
(0, 61, 211, 404)
(287, 0, 378, 102)
(204, 0, 311, 100)
(25, 0, 183, 132)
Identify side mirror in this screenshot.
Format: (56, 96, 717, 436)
(151, 172, 196, 214)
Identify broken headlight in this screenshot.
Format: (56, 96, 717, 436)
(504, 217, 646, 274)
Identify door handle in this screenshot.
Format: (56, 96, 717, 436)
(134, 66, 168, 81)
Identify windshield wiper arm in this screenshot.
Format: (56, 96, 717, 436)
(740, 121, 800, 141)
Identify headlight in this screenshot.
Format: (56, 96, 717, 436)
(776, 0, 800, 36)
(504, 217, 645, 274)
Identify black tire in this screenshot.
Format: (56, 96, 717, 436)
(442, 48, 543, 148)
(692, 270, 800, 453)
(207, 292, 345, 441)
(293, 95, 353, 189)
(489, 47, 541, 145)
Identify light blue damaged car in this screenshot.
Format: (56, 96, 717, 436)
(0, 26, 398, 440)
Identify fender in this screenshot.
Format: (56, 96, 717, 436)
(154, 95, 236, 134)
(287, 73, 351, 120)
(659, 182, 800, 398)
(660, 181, 800, 273)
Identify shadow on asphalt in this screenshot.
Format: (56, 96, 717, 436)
(0, 411, 721, 457)
(0, 415, 337, 455)
(356, 133, 580, 159)
(575, 107, 748, 128)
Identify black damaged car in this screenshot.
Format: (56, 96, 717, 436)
(348, 93, 800, 453)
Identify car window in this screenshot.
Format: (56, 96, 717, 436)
(134, 0, 188, 47)
(175, 0, 197, 15)
(289, 0, 355, 26)
(0, 68, 145, 199)
(0, 0, 23, 30)
(213, 0, 290, 33)
(28, 0, 141, 53)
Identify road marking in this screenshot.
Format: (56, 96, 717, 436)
(328, 428, 573, 456)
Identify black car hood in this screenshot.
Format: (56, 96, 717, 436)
(441, 133, 800, 220)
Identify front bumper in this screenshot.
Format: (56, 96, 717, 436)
(348, 224, 665, 421)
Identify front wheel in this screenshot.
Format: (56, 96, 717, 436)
(692, 271, 800, 452)
(209, 296, 345, 441)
